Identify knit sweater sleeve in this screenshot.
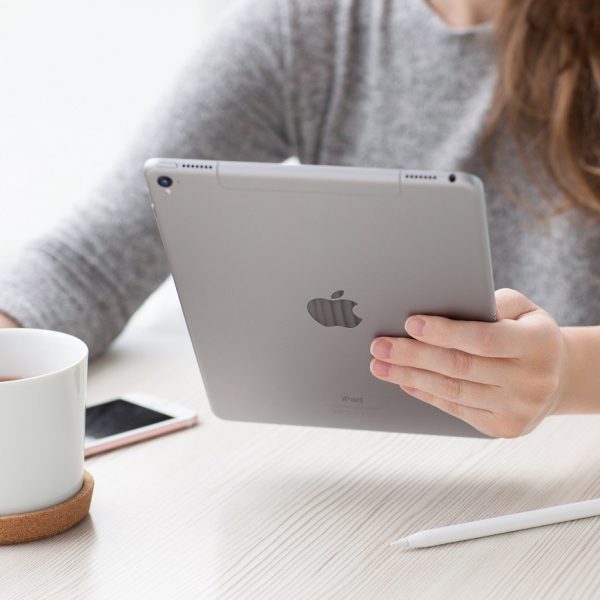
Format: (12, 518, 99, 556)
(0, 0, 294, 358)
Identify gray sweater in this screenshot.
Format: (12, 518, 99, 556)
(2, 0, 600, 358)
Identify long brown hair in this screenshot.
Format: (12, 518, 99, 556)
(484, 0, 600, 214)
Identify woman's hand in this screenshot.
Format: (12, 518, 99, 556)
(0, 312, 19, 328)
(369, 288, 570, 438)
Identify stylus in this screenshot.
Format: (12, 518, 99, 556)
(390, 498, 600, 549)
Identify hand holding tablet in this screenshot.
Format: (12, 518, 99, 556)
(370, 287, 567, 437)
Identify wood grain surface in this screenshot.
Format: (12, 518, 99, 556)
(1, 323, 599, 600)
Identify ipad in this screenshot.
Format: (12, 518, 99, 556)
(145, 159, 496, 437)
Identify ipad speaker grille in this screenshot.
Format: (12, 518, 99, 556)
(181, 163, 214, 170)
(403, 173, 437, 180)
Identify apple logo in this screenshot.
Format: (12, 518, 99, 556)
(307, 290, 362, 328)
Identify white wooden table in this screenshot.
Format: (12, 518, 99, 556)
(1, 291, 600, 600)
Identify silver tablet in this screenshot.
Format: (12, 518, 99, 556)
(145, 159, 496, 437)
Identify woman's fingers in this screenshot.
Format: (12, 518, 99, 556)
(398, 385, 494, 422)
(370, 359, 503, 410)
(398, 385, 537, 439)
(402, 288, 540, 358)
(494, 288, 538, 321)
(370, 337, 513, 385)
(403, 314, 531, 358)
(397, 385, 502, 436)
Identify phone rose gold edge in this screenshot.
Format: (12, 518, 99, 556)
(84, 416, 199, 458)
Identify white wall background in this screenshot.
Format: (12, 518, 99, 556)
(0, 1, 234, 334)
(0, 0, 233, 263)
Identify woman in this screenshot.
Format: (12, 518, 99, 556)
(1, 0, 599, 437)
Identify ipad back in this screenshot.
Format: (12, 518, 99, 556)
(145, 160, 496, 437)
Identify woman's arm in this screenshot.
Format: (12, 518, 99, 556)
(0, 0, 294, 358)
(0, 313, 18, 328)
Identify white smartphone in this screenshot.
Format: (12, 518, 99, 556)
(85, 392, 198, 458)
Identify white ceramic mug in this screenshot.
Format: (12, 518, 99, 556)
(0, 328, 88, 515)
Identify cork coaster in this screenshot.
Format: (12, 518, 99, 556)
(0, 471, 94, 545)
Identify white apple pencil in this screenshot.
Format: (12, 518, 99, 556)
(390, 498, 600, 549)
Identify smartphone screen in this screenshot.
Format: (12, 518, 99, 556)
(85, 399, 173, 441)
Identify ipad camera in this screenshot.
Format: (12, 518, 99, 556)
(157, 176, 173, 188)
